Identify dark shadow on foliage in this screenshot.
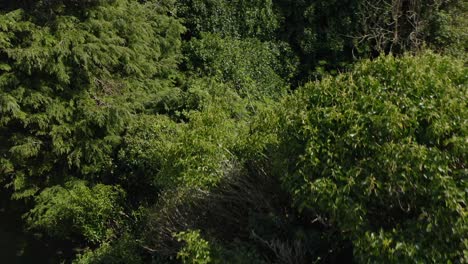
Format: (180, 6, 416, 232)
(143, 159, 354, 263)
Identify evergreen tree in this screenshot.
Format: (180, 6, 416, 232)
(0, 0, 184, 197)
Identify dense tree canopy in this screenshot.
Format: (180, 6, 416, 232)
(0, 0, 466, 263)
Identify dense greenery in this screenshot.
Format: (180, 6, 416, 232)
(1, 0, 466, 263)
(273, 53, 467, 263)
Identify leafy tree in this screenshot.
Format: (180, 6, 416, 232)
(272, 52, 467, 262)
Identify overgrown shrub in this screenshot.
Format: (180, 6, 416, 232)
(26, 180, 125, 244)
(272, 52, 467, 262)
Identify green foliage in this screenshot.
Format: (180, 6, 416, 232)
(275, 0, 467, 79)
(174, 230, 267, 264)
(115, 114, 180, 202)
(183, 33, 296, 100)
(119, 78, 273, 190)
(142, 151, 329, 263)
(427, 1, 468, 58)
(276, 0, 359, 63)
(1, 0, 466, 263)
(273, 52, 467, 262)
(176, 0, 279, 40)
(0, 0, 113, 13)
(175, 230, 212, 264)
(26, 180, 125, 243)
(0, 0, 184, 197)
(212, 243, 267, 264)
(73, 235, 143, 264)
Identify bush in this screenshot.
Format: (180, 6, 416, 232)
(26, 180, 125, 244)
(175, 230, 212, 264)
(272, 52, 467, 262)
